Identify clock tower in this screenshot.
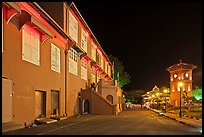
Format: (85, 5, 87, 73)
(166, 60, 197, 106)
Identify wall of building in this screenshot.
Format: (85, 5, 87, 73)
(2, 6, 66, 124)
(80, 89, 116, 115)
(2, 2, 116, 125)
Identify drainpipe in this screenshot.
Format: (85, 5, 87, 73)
(64, 44, 68, 117)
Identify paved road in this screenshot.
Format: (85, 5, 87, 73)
(3, 105, 201, 135)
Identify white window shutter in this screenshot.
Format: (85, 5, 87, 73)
(69, 11, 78, 43)
(51, 43, 60, 73)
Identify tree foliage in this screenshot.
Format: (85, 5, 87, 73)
(192, 87, 202, 100)
(125, 89, 146, 104)
(108, 55, 131, 88)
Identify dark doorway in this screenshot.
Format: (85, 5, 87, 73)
(83, 100, 89, 114)
(35, 91, 46, 118)
(106, 95, 113, 104)
(51, 90, 60, 116)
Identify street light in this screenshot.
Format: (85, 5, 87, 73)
(163, 89, 167, 113)
(151, 94, 155, 108)
(178, 82, 184, 117)
(156, 92, 160, 110)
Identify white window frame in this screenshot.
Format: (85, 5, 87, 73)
(108, 65, 111, 76)
(81, 28, 87, 53)
(105, 62, 108, 74)
(22, 25, 40, 66)
(81, 59, 87, 80)
(91, 43, 96, 61)
(51, 43, 61, 73)
(91, 69, 96, 83)
(101, 55, 104, 69)
(97, 71, 100, 83)
(69, 47, 78, 75)
(69, 11, 78, 43)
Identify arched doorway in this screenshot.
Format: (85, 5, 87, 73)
(83, 100, 89, 114)
(175, 100, 178, 106)
(106, 95, 113, 104)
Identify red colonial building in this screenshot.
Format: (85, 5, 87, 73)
(166, 60, 197, 106)
(2, 2, 123, 128)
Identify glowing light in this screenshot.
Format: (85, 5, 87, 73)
(178, 82, 183, 87)
(188, 85, 190, 91)
(163, 89, 167, 93)
(156, 92, 160, 96)
(185, 73, 189, 77)
(35, 92, 39, 96)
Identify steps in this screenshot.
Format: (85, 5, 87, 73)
(34, 118, 57, 124)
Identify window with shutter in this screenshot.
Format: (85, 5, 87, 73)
(91, 43, 96, 61)
(81, 28, 87, 53)
(69, 11, 78, 43)
(91, 69, 96, 83)
(22, 25, 40, 66)
(101, 56, 104, 70)
(69, 47, 78, 75)
(51, 43, 61, 73)
(81, 59, 87, 80)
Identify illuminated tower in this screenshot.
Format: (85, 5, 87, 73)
(166, 60, 197, 106)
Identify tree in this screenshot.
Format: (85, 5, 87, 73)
(192, 87, 202, 101)
(108, 55, 131, 88)
(125, 89, 146, 104)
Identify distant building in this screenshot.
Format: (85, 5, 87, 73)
(166, 60, 197, 106)
(2, 2, 123, 126)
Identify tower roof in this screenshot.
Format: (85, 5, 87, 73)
(166, 60, 197, 72)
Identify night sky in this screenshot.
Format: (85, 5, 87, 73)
(74, 1, 202, 92)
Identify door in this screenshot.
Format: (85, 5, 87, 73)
(35, 91, 46, 118)
(2, 78, 13, 123)
(175, 100, 178, 106)
(106, 95, 113, 104)
(83, 100, 89, 114)
(51, 90, 59, 116)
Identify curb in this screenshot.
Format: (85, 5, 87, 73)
(149, 108, 202, 129)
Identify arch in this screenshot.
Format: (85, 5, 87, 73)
(83, 99, 89, 114)
(175, 100, 178, 106)
(106, 95, 113, 104)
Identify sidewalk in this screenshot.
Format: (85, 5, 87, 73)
(2, 117, 66, 133)
(2, 122, 25, 133)
(149, 108, 202, 129)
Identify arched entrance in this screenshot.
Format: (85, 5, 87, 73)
(106, 95, 113, 104)
(83, 100, 89, 114)
(175, 100, 178, 106)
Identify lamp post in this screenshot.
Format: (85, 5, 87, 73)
(156, 92, 160, 110)
(178, 82, 183, 117)
(163, 89, 167, 113)
(152, 94, 155, 109)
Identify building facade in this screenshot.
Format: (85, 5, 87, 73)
(2, 2, 123, 126)
(166, 60, 197, 106)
